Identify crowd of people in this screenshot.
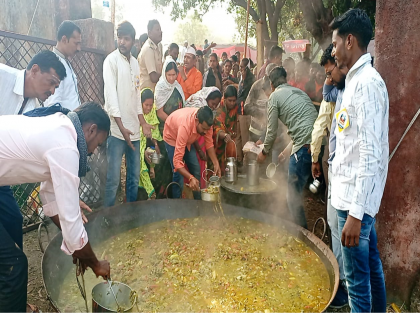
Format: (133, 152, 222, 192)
(0, 8, 389, 314)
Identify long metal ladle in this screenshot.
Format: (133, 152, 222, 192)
(107, 278, 123, 312)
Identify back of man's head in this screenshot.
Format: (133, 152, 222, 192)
(57, 20, 81, 41)
(139, 33, 148, 45)
(265, 63, 277, 77)
(320, 44, 335, 66)
(329, 8, 372, 50)
(197, 106, 214, 127)
(269, 67, 287, 89)
(269, 45, 284, 61)
(74, 101, 110, 133)
(27, 50, 66, 81)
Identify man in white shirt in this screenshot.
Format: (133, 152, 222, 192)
(0, 50, 66, 116)
(0, 102, 111, 312)
(178, 41, 188, 64)
(44, 20, 82, 110)
(138, 19, 163, 91)
(330, 9, 389, 313)
(103, 21, 153, 207)
(0, 50, 66, 257)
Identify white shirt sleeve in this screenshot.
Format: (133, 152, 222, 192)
(103, 56, 122, 118)
(39, 147, 88, 255)
(349, 80, 385, 220)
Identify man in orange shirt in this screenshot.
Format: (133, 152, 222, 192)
(163, 106, 221, 199)
(177, 46, 202, 100)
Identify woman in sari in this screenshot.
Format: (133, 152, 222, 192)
(152, 57, 185, 198)
(210, 85, 238, 173)
(184, 87, 222, 187)
(155, 56, 185, 133)
(138, 89, 162, 199)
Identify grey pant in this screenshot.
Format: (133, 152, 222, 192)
(328, 168, 345, 280)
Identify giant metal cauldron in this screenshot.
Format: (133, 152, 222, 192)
(42, 199, 339, 312)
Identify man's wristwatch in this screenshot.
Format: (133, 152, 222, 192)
(262, 149, 269, 156)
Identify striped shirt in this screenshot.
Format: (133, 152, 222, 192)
(331, 53, 389, 220)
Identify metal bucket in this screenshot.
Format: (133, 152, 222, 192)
(92, 281, 136, 313)
(150, 152, 163, 164)
(201, 186, 219, 202)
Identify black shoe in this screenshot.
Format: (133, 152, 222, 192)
(329, 282, 349, 309)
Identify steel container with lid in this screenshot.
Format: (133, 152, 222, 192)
(225, 157, 238, 183)
(247, 160, 260, 186)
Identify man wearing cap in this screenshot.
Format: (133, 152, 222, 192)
(177, 46, 203, 100)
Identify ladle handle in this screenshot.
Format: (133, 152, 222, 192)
(107, 279, 122, 310)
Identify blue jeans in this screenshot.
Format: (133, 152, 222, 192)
(0, 186, 23, 249)
(287, 146, 312, 229)
(337, 210, 387, 313)
(165, 142, 201, 200)
(327, 170, 345, 280)
(104, 136, 140, 207)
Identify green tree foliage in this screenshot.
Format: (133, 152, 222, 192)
(151, 0, 376, 51)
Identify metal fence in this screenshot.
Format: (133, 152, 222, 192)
(0, 30, 107, 232)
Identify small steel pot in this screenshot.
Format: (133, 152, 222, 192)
(92, 281, 136, 313)
(201, 186, 219, 202)
(309, 179, 321, 194)
(150, 152, 163, 164)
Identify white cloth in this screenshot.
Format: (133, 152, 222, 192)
(43, 47, 81, 110)
(178, 46, 187, 63)
(185, 46, 196, 56)
(0, 113, 88, 255)
(155, 56, 185, 110)
(103, 49, 143, 141)
(331, 53, 389, 220)
(0, 64, 39, 115)
(184, 86, 220, 108)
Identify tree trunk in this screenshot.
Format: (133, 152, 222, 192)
(296, 0, 334, 49)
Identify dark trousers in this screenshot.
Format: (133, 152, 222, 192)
(165, 142, 201, 200)
(0, 186, 23, 249)
(0, 216, 28, 312)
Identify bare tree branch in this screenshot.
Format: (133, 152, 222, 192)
(200, 0, 216, 16)
(231, 0, 260, 21)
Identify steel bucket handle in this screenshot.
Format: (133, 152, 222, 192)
(216, 130, 238, 161)
(164, 181, 183, 199)
(312, 217, 327, 241)
(202, 168, 216, 187)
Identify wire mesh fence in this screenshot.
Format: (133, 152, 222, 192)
(0, 30, 107, 232)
